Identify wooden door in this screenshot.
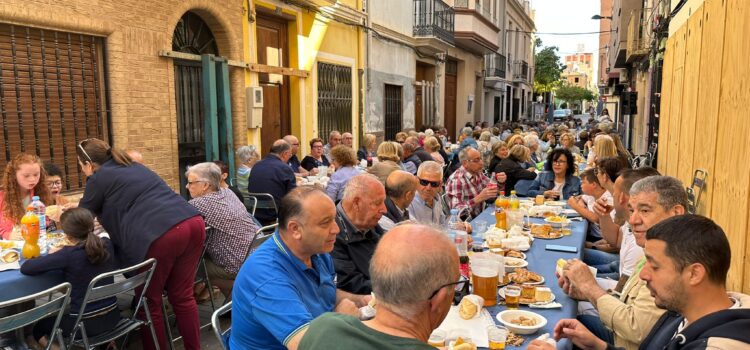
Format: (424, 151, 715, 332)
(444, 59, 458, 142)
(415, 84, 423, 129)
(257, 15, 290, 154)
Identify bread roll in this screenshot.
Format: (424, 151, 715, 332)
(458, 294, 484, 319)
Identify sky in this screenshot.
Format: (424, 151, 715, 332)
(530, 0, 601, 70)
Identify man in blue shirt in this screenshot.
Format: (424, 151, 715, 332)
(247, 139, 297, 225)
(283, 135, 308, 176)
(231, 186, 370, 350)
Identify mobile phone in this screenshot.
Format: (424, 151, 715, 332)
(545, 244, 578, 253)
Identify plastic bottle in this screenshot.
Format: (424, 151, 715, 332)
(21, 205, 40, 259)
(509, 190, 520, 210)
(448, 209, 470, 277)
(494, 192, 507, 230)
(31, 196, 47, 253)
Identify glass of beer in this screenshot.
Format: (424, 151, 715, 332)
(470, 259, 500, 306)
(535, 194, 545, 205)
(521, 284, 536, 301)
(428, 329, 447, 347)
(505, 286, 521, 310)
(487, 326, 508, 350)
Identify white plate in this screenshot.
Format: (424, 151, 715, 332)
(506, 272, 545, 285)
(544, 217, 571, 227)
(545, 201, 566, 207)
(498, 287, 557, 305)
(503, 257, 528, 272)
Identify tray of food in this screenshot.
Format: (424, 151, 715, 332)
(499, 286, 555, 305)
(507, 268, 544, 285)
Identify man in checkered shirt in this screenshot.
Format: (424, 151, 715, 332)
(445, 147, 506, 219)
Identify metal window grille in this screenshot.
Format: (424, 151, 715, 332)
(384, 84, 402, 141)
(413, 0, 455, 45)
(317, 62, 352, 139)
(0, 23, 108, 191)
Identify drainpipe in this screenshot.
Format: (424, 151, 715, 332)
(361, 0, 371, 140)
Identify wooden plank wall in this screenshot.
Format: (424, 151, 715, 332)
(658, 0, 750, 293)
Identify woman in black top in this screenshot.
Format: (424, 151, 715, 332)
(21, 208, 120, 348)
(487, 141, 510, 176)
(76, 138, 204, 350)
(493, 145, 538, 193)
(301, 137, 330, 173)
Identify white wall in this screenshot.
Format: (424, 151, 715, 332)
(369, 0, 413, 36)
(366, 38, 416, 133)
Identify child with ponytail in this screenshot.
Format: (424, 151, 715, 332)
(21, 207, 121, 349)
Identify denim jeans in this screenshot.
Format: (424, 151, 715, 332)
(578, 314, 615, 345)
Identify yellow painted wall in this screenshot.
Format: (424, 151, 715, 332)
(246, 0, 364, 155)
(658, 0, 750, 293)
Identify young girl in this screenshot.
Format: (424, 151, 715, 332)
(21, 208, 120, 349)
(0, 154, 52, 239)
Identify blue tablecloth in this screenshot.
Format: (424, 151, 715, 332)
(0, 260, 64, 303)
(471, 205, 588, 349)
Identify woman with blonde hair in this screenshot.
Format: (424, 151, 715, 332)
(0, 153, 52, 239)
(558, 132, 581, 156)
(423, 136, 445, 165)
(609, 133, 633, 167)
(586, 134, 618, 168)
(367, 141, 402, 184)
(327, 145, 361, 201)
(357, 133, 377, 167)
(493, 145, 538, 193)
(505, 134, 525, 148)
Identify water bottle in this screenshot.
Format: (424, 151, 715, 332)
(31, 196, 47, 253)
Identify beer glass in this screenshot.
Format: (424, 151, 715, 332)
(428, 329, 447, 347)
(505, 286, 521, 310)
(470, 259, 500, 306)
(487, 326, 508, 350)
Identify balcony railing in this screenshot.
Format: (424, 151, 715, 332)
(484, 53, 506, 78)
(513, 60, 529, 81)
(413, 0, 455, 45)
(626, 8, 651, 62)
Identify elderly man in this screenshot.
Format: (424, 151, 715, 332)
(186, 162, 258, 299)
(401, 141, 421, 175)
(406, 136, 433, 162)
(378, 171, 418, 231)
(299, 224, 461, 349)
(323, 130, 342, 163)
(283, 135, 308, 176)
(341, 132, 354, 147)
(247, 139, 297, 225)
(408, 161, 447, 225)
(445, 147, 506, 219)
(332, 174, 387, 294)
(559, 176, 687, 350)
(530, 215, 750, 350)
(230, 187, 369, 350)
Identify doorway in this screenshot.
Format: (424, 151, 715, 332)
(444, 59, 458, 141)
(256, 14, 291, 155)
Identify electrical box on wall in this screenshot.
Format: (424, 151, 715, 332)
(246, 86, 264, 128)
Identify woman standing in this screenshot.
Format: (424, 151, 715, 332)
(527, 148, 581, 200)
(0, 154, 52, 239)
(301, 138, 331, 173)
(76, 138, 204, 350)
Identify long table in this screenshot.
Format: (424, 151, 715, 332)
(471, 205, 588, 349)
(0, 261, 64, 303)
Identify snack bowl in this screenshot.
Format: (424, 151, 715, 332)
(544, 216, 571, 228)
(496, 310, 547, 335)
(503, 257, 528, 272)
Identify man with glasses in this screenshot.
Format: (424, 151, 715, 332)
(299, 224, 461, 349)
(283, 135, 308, 176)
(341, 132, 354, 148)
(446, 147, 506, 219)
(324, 130, 342, 164)
(408, 161, 447, 225)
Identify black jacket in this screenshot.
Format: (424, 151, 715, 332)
(382, 197, 408, 225)
(300, 155, 330, 171)
(492, 157, 537, 194)
(79, 161, 199, 267)
(403, 154, 422, 175)
(357, 147, 374, 167)
(247, 154, 297, 224)
(331, 203, 384, 294)
(414, 147, 434, 163)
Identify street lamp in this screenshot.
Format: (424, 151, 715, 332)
(591, 14, 613, 20)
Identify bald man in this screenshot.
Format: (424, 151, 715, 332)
(247, 139, 297, 225)
(283, 135, 309, 176)
(378, 170, 419, 231)
(332, 174, 387, 294)
(299, 224, 459, 349)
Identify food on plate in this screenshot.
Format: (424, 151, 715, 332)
(534, 287, 553, 303)
(510, 315, 539, 327)
(509, 268, 543, 284)
(458, 294, 484, 319)
(545, 216, 566, 223)
(505, 250, 525, 259)
(0, 240, 15, 249)
(506, 332, 525, 346)
(2, 249, 19, 263)
(453, 337, 477, 350)
(505, 258, 525, 267)
(490, 248, 505, 256)
(485, 234, 504, 249)
(530, 224, 552, 236)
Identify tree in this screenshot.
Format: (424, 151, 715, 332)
(555, 84, 596, 103)
(534, 43, 564, 95)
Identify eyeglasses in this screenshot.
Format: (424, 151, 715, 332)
(186, 180, 206, 186)
(468, 158, 483, 163)
(312, 145, 324, 149)
(418, 178, 441, 188)
(46, 181, 62, 188)
(428, 275, 469, 300)
(553, 160, 567, 165)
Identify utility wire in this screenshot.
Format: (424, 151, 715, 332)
(510, 30, 615, 35)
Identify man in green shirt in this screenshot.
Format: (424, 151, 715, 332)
(299, 223, 461, 349)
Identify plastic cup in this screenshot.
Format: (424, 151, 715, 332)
(505, 285, 521, 310)
(474, 220, 488, 238)
(428, 329, 447, 347)
(487, 326, 508, 350)
(470, 259, 500, 306)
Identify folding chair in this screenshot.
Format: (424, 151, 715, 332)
(66, 258, 158, 350)
(210, 301, 232, 350)
(0, 283, 71, 350)
(245, 193, 278, 222)
(243, 196, 258, 216)
(245, 223, 278, 260)
(686, 169, 708, 214)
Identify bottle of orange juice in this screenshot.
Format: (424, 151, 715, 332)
(495, 191, 507, 230)
(21, 205, 40, 259)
